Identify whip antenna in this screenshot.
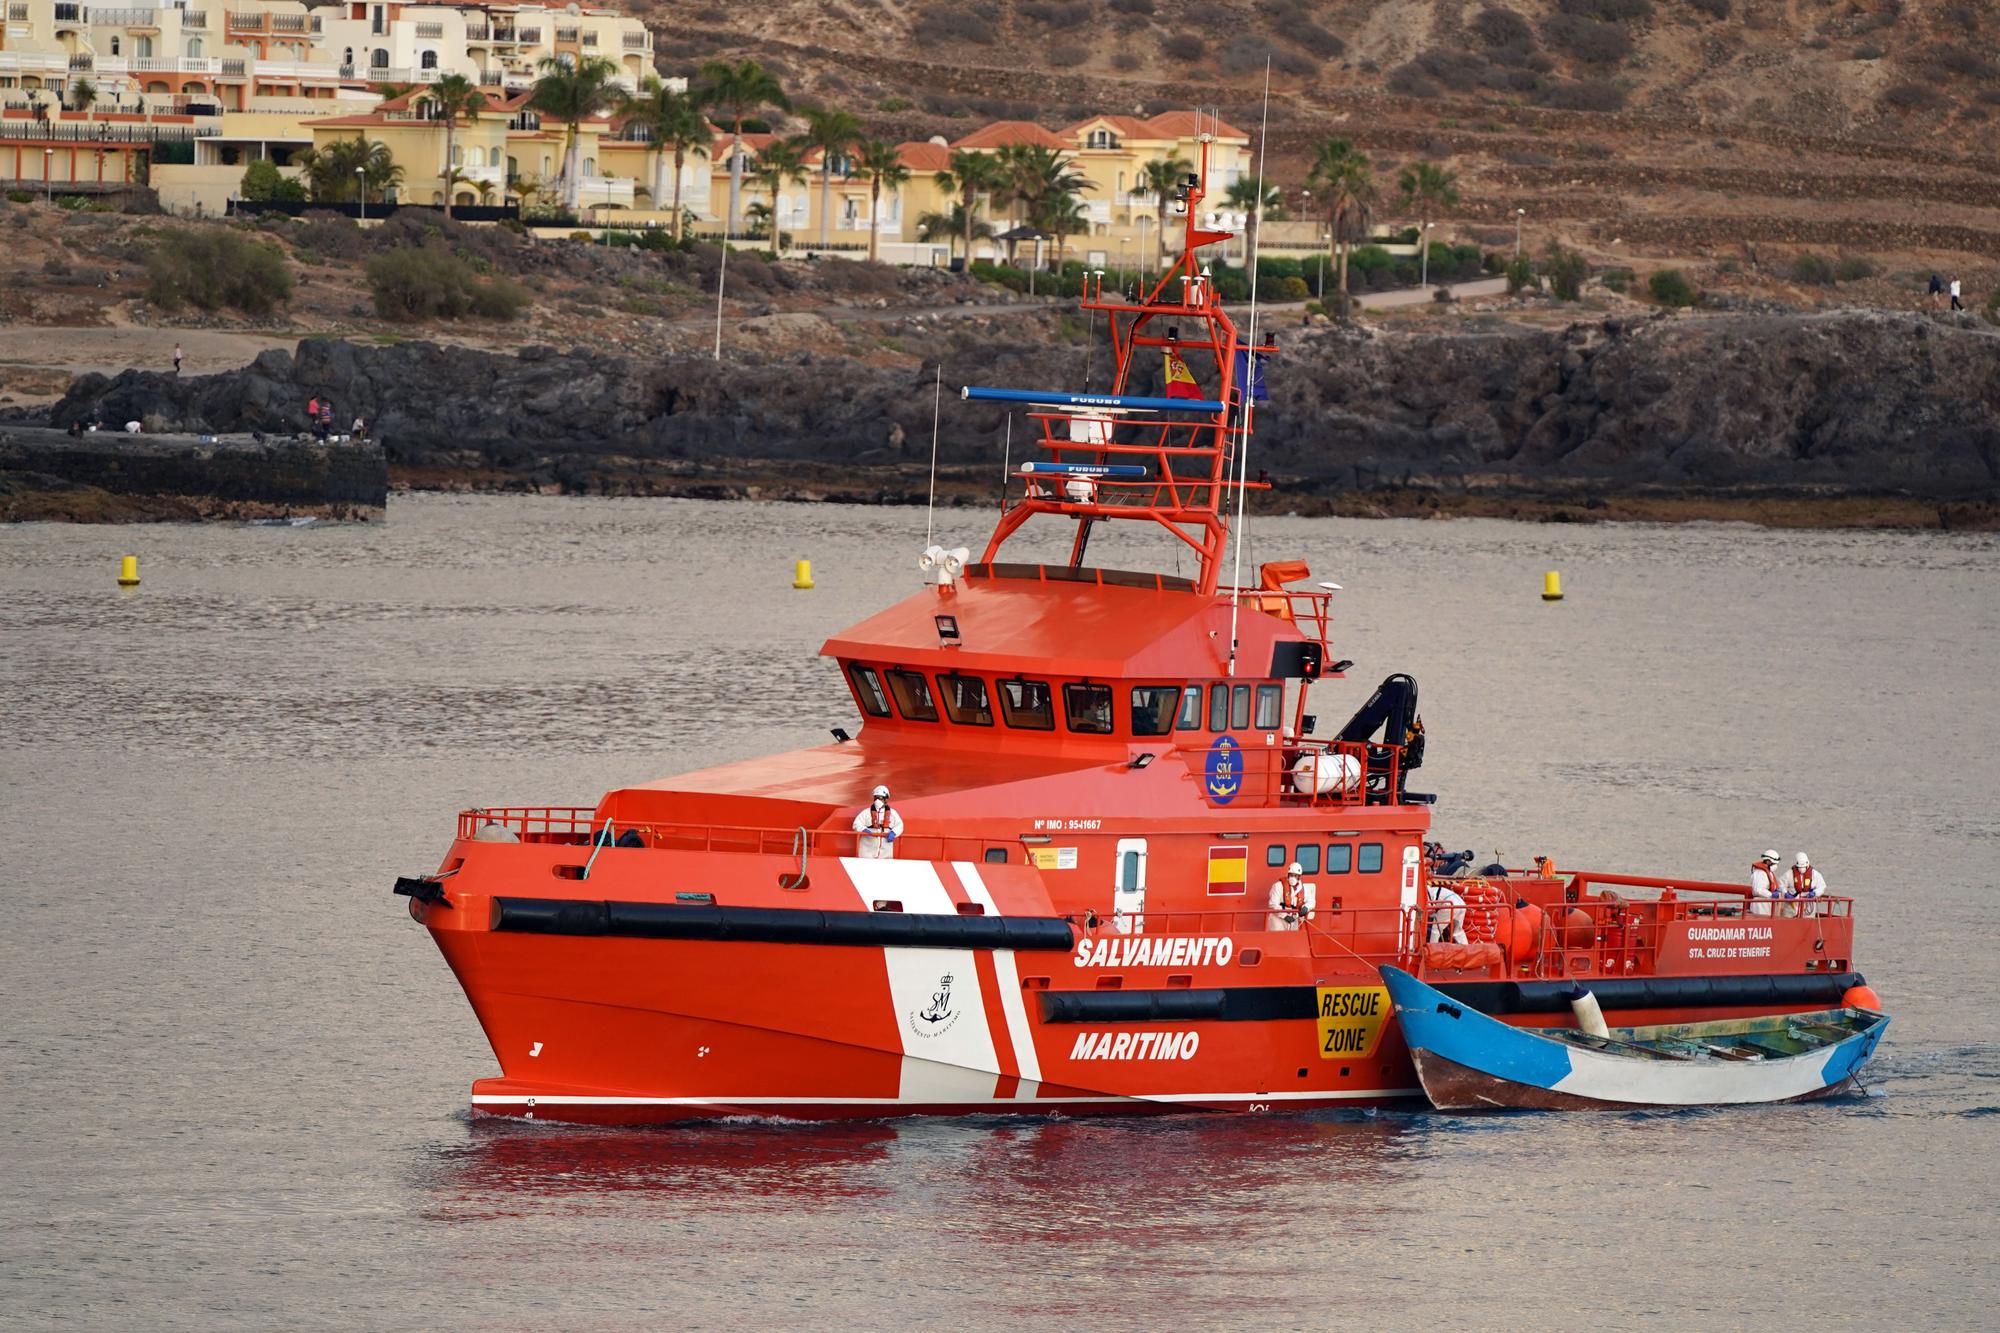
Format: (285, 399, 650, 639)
(1226, 75, 1272, 677)
(926, 362, 943, 546)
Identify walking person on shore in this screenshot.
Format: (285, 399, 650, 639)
(1927, 273, 1943, 310)
(1950, 277, 1964, 312)
(173, 342, 183, 376)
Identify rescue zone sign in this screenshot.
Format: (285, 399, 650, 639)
(1315, 986, 1391, 1059)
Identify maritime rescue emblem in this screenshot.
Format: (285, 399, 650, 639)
(1204, 736, 1242, 805)
(908, 972, 961, 1038)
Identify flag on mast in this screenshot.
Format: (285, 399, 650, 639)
(1162, 329, 1202, 401)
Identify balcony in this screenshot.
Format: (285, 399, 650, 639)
(575, 174, 633, 208)
(7, 2, 29, 18)
(54, 2, 82, 19)
(218, 56, 244, 78)
(555, 25, 577, 42)
(69, 53, 93, 70)
(90, 6, 158, 25)
(131, 55, 216, 73)
(179, 8, 207, 27)
(580, 29, 597, 47)
(413, 21, 442, 37)
(272, 13, 304, 31)
(0, 50, 75, 74)
(622, 31, 647, 49)
(464, 23, 488, 40)
(515, 27, 540, 43)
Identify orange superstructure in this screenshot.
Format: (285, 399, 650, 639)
(395, 128, 1876, 1123)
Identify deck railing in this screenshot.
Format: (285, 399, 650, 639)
(1166, 737, 1403, 809)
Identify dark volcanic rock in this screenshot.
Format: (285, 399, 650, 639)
(27, 312, 2000, 501)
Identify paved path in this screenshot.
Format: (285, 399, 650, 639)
(0, 326, 298, 379)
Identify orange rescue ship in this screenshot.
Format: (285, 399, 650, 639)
(395, 133, 1879, 1123)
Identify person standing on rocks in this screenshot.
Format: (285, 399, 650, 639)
(1928, 274, 1943, 310)
(173, 343, 184, 376)
(1950, 277, 1964, 312)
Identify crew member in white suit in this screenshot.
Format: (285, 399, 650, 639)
(1749, 850, 1783, 917)
(851, 784, 903, 860)
(1267, 861, 1315, 931)
(1784, 852, 1827, 916)
(1427, 881, 1469, 944)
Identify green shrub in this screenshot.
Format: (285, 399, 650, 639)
(1985, 288, 1999, 326)
(1504, 254, 1538, 293)
(1278, 275, 1310, 300)
(6, 188, 34, 204)
(239, 159, 306, 203)
(365, 243, 529, 321)
(1789, 252, 1836, 285)
(1600, 265, 1635, 292)
(1648, 268, 1700, 307)
(1347, 244, 1394, 277)
(1541, 244, 1588, 300)
(56, 195, 112, 212)
(1834, 255, 1877, 282)
(878, 96, 912, 112)
(145, 227, 293, 315)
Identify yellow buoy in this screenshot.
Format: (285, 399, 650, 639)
(792, 558, 815, 590)
(118, 555, 141, 587)
(1542, 570, 1563, 601)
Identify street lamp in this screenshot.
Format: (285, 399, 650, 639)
(1137, 214, 1151, 284)
(355, 166, 366, 221)
(1514, 207, 1526, 260)
(1418, 220, 1435, 289)
(43, 148, 53, 205)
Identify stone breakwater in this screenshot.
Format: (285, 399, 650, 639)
(15, 308, 2000, 522)
(0, 427, 387, 522)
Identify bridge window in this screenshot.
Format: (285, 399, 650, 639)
(884, 669, 938, 722)
(846, 663, 889, 717)
(1267, 844, 1286, 867)
(998, 678, 1053, 730)
(939, 674, 993, 726)
(1063, 682, 1114, 734)
(1326, 843, 1352, 874)
(1357, 843, 1383, 874)
(1208, 683, 1227, 732)
(1177, 685, 1201, 730)
(1231, 684, 1251, 730)
(1255, 684, 1283, 730)
(1130, 686, 1179, 737)
(1294, 844, 1320, 874)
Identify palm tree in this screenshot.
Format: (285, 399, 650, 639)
(298, 135, 399, 204)
(1307, 137, 1377, 308)
(620, 76, 709, 240)
(507, 169, 542, 210)
(1032, 190, 1089, 269)
(794, 106, 862, 248)
(420, 72, 486, 219)
(916, 204, 992, 261)
(527, 54, 620, 211)
(70, 77, 97, 112)
(933, 148, 1006, 273)
(854, 138, 909, 264)
(1139, 154, 1192, 274)
(696, 58, 790, 236)
(1002, 143, 1090, 259)
(1396, 159, 1460, 287)
(1223, 174, 1282, 268)
(749, 138, 806, 246)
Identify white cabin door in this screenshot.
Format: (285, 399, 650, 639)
(1113, 838, 1148, 935)
(1398, 843, 1422, 957)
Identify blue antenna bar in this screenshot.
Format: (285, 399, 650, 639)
(1019, 462, 1149, 478)
(962, 385, 1226, 415)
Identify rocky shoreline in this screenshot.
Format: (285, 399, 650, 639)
(6, 308, 1997, 527)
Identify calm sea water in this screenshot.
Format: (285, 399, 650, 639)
(2, 496, 1996, 1329)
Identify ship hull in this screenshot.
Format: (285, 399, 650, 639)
(431, 923, 1868, 1126)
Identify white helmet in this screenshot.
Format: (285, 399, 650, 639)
(1760, 850, 1781, 864)
(1287, 861, 1303, 875)
(1794, 852, 1811, 868)
(871, 784, 890, 800)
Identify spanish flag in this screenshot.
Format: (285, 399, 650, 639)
(1162, 346, 1203, 400)
(1206, 845, 1249, 896)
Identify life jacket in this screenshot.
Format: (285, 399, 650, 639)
(1280, 877, 1307, 912)
(865, 804, 897, 832)
(1752, 862, 1775, 893)
(1790, 864, 1814, 896)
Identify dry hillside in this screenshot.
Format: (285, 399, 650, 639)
(638, 0, 2000, 273)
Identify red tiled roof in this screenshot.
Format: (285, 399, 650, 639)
(1144, 110, 1248, 140)
(896, 140, 950, 172)
(1060, 114, 1153, 140)
(949, 119, 1067, 150)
